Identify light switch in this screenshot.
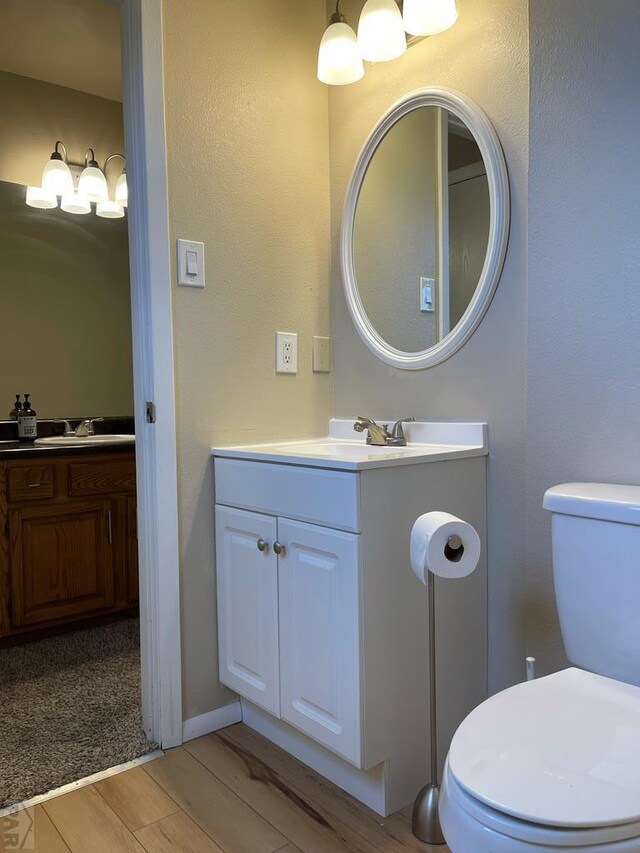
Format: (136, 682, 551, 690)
(186, 250, 198, 276)
(177, 239, 205, 287)
(420, 276, 435, 313)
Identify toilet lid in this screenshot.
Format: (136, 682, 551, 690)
(448, 668, 640, 829)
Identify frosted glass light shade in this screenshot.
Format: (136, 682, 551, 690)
(318, 21, 364, 85)
(96, 200, 125, 219)
(26, 186, 58, 209)
(78, 164, 108, 202)
(115, 172, 128, 207)
(357, 0, 406, 63)
(61, 192, 91, 215)
(42, 158, 73, 196)
(403, 0, 458, 35)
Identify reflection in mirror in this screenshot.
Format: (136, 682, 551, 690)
(0, 179, 133, 418)
(353, 107, 490, 354)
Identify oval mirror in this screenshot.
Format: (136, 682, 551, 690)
(341, 87, 510, 370)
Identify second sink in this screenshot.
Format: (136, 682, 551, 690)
(35, 435, 135, 447)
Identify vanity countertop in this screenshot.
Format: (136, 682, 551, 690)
(0, 417, 135, 459)
(212, 419, 488, 471)
(0, 440, 135, 459)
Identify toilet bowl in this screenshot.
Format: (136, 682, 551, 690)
(439, 483, 640, 852)
(439, 668, 640, 852)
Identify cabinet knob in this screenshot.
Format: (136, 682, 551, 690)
(257, 538, 268, 552)
(273, 541, 286, 556)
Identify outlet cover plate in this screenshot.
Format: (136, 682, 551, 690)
(276, 332, 297, 374)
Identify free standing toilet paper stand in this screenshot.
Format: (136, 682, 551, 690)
(412, 533, 465, 845)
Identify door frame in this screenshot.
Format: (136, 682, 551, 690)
(111, 0, 182, 748)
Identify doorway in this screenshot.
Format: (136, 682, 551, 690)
(0, 0, 181, 809)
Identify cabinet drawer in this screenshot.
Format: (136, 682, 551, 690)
(215, 458, 360, 533)
(68, 460, 136, 496)
(8, 465, 55, 502)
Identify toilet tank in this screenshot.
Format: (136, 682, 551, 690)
(543, 483, 640, 687)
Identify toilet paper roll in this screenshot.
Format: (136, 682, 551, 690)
(410, 511, 481, 583)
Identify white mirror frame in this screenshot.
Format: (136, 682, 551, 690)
(341, 87, 510, 370)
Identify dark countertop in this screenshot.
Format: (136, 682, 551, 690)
(0, 440, 135, 459)
(0, 416, 135, 459)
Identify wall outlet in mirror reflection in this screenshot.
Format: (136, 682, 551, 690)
(420, 276, 435, 313)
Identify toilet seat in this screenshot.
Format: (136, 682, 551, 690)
(441, 761, 640, 848)
(448, 667, 640, 830)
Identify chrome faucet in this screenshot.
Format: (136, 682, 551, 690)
(55, 417, 104, 437)
(353, 416, 415, 447)
(74, 417, 104, 437)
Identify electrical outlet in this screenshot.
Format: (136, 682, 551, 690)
(276, 332, 298, 374)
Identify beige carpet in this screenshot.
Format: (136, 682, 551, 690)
(0, 617, 157, 809)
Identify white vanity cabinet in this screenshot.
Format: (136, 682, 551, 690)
(215, 462, 363, 765)
(213, 421, 488, 817)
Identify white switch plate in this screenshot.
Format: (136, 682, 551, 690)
(312, 336, 331, 372)
(276, 332, 297, 374)
(177, 239, 205, 287)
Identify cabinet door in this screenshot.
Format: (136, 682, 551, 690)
(278, 518, 362, 765)
(215, 505, 280, 716)
(9, 500, 115, 627)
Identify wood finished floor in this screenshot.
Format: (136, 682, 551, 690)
(0, 723, 450, 852)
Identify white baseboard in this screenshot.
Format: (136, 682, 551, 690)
(182, 701, 242, 743)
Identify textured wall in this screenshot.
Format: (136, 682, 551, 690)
(162, 0, 332, 719)
(526, 0, 640, 674)
(328, 0, 529, 693)
(0, 72, 132, 419)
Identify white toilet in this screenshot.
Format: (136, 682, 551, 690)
(439, 483, 640, 853)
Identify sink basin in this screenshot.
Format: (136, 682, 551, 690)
(34, 434, 135, 447)
(212, 420, 488, 471)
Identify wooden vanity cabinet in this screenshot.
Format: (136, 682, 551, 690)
(0, 451, 139, 640)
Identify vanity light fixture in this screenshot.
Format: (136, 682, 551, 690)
(403, 0, 458, 35)
(25, 143, 129, 217)
(318, 0, 458, 85)
(358, 0, 407, 63)
(317, 0, 364, 85)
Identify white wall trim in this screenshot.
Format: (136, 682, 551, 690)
(118, 0, 182, 748)
(182, 702, 243, 743)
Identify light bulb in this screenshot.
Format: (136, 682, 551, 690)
(79, 150, 108, 202)
(403, 0, 458, 36)
(357, 0, 406, 63)
(26, 186, 58, 209)
(96, 200, 125, 219)
(61, 192, 91, 215)
(318, 20, 364, 85)
(42, 157, 73, 197)
(115, 172, 128, 207)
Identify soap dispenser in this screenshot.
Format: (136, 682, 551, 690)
(18, 394, 37, 441)
(9, 394, 22, 421)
